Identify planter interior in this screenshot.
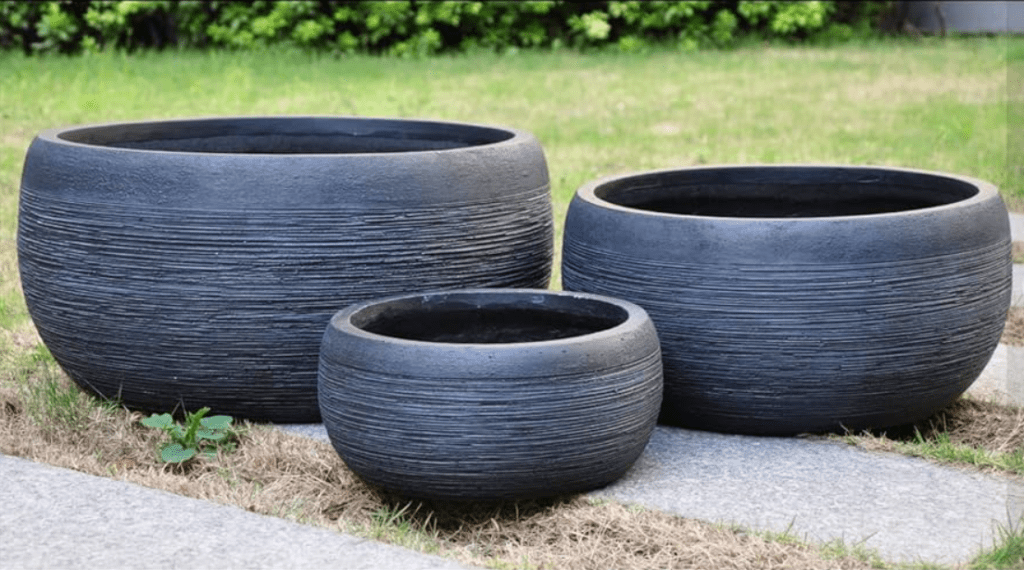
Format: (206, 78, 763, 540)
(58, 117, 514, 154)
(595, 166, 979, 218)
(353, 295, 628, 344)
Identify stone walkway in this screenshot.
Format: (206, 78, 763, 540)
(1013, 211, 1024, 306)
(281, 417, 1024, 566)
(595, 428, 1024, 566)
(970, 212, 1024, 405)
(0, 453, 479, 570)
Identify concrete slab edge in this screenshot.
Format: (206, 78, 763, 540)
(969, 343, 1024, 407)
(0, 453, 479, 570)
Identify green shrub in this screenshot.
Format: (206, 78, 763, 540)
(739, 1, 832, 36)
(0, 1, 895, 56)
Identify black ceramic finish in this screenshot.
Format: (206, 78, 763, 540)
(561, 165, 1012, 436)
(18, 117, 553, 422)
(318, 288, 663, 501)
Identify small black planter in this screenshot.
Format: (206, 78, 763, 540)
(562, 165, 1012, 436)
(17, 117, 553, 422)
(318, 289, 662, 501)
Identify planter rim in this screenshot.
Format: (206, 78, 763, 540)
(35, 115, 528, 157)
(23, 115, 550, 209)
(330, 288, 649, 350)
(575, 164, 1000, 222)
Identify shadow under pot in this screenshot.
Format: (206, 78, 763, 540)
(561, 165, 1011, 436)
(318, 288, 663, 501)
(17, 116, 553, 422)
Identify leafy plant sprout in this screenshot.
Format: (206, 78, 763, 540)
(140, 406, 237, 464)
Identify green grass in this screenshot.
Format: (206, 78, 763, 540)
(357, 502, 445, 556)
(836, 422, 1024, 480)
(896, 430, 1024, 478)
(971, 518, 1024, 570)
(1, 342, 117, 434)
(0, 37, 1018, 310)
(755, 515, 1024, 570)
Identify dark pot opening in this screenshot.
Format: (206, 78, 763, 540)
(57, 117, 515, 154)
(595, 166, 979, 218)
(352, 295, 628, 344)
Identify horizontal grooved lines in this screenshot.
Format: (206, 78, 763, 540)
(17, 185, 553, 421)
(318, 348, 662, 497)
(563, 238, 1010, 341)
(563, 235, 1011, 432)
(19, 186, 552, 291)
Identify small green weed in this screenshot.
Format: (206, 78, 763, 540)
(363, 502, 443, 554)
(817, 537, 888, 569)
(897, 430, 1024, 477)
(13, 345, 118, 432)
(971, 517, 1024, 569)
(753, 518, 806, 547)
(25, 373, 91, 431)
(140, 406, 237, 464)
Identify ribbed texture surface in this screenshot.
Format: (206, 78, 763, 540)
(18, 186, 552, 422)
(319, 343, 662, 501)
(563, 237, 1011, 435)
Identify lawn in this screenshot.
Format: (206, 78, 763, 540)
(1, 37, 1022, 569)
(0, 36, 1019, 319)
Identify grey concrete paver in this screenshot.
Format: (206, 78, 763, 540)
(1014, 264, 1023, 307)
(0, 454, 479, 570)
(969, 343, 1024, 406)
(280, 421, 1024, 566)
(1010, 212, 1022, 306)
(591, 427, 1024, 566)
(1009, 211, 1023, 242)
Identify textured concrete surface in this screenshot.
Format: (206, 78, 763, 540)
(0, 454, 479, 570)
(1013, 212, 1023, 305)
(278, 422, 333, 441)
(281, 421, 1024, 565)
(970, 344, 1020, 405)
(1014, 265, 1023, 307)
(970, 343, 1024, 407)
(1012, 212, 1024, 241)
(591, 427, 1024, 566)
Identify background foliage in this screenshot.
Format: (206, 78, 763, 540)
(0, 1, 898, 56)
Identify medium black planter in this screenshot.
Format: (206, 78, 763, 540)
(562, 165, 1012, 436)
(318, 289, 662, 501)
(17, 117, 553, 422)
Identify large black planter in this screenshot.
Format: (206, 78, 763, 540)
(562, 165, 1012, 436)
(318, 289, 663, 501)
(17, 117, 553, 422)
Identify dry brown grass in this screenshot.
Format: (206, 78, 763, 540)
(1004, 307, 1024, 347)
(843, 397, 1024, 480)
(895, 398, 1024, 455)
(0, 345, 885, 570)
(1013, 242, 1024, 265)
(409, 498, 879, 570)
